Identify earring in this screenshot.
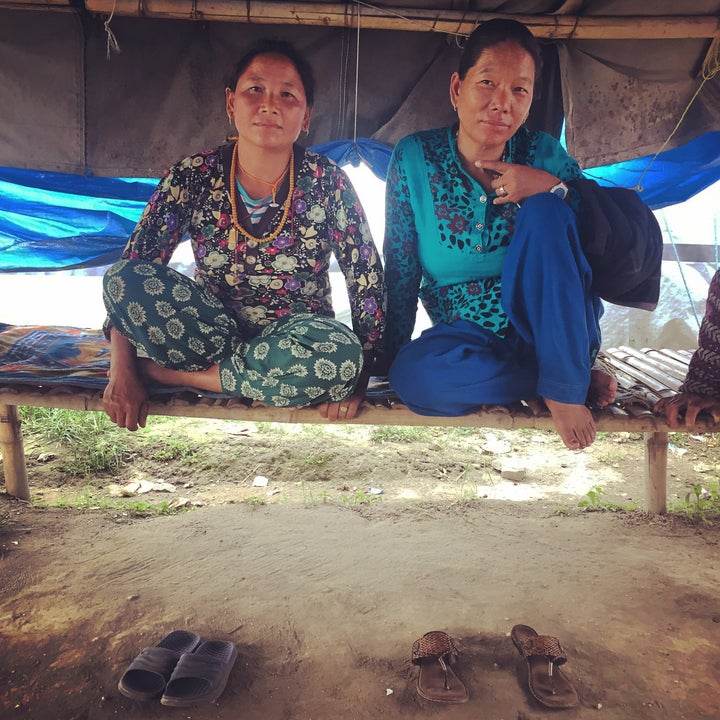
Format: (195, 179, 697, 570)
(227, 115, 234, 126)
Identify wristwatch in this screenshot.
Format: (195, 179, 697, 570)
(549, 181, 569, 200)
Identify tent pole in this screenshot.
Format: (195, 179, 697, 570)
(0, 404, 30, 501)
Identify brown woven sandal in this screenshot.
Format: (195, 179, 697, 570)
(511, 624, 579, 708)
(411, 631, 468, 704)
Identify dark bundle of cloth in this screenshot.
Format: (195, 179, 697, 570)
(569, 178, 663, 311)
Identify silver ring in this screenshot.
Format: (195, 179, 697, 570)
(497, 185, 508, 197)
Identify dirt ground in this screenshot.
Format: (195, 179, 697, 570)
(2, 419, 720, 720)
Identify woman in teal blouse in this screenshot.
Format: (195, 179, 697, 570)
(384, 19, 616, 450)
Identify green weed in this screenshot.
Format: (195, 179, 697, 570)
(341, 490, 382, 505)
(299, 481, 334, 505)
(669, 432, 688, 448)
(578, 485, 636, 512)
(669, 482, 720, 523)
(452, 463, 478, 502)
(302, 452, 333, 467)
(244, 496, 267, 508)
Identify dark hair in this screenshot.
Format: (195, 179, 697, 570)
(458, 19, 543, 84)
(225, 38, 315, 107)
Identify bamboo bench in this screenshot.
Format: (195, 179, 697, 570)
(1, 345, 716, 514)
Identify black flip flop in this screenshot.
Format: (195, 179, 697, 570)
(160, 640, 238, 707)
(118, 630, 202, 701)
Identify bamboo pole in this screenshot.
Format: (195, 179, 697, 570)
(0, 404, 30, 501)
(644, 431, 668, 515)
(81, 1, 720, 39)
(0, 0, 74, 9)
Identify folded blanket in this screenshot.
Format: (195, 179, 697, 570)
(0, 323, 110, 388)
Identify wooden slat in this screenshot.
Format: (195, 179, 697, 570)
(602, 349, 676, 395)
(641, 349, 695, 378)
(1, 384, 717, 433)
(612, 347, 686, 389)
(0, 347, 716, 437)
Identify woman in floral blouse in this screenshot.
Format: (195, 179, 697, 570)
(384, 19, 616, 451)
(102, 39, 385, 431)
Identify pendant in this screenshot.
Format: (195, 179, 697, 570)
(228, 227, 238, 251)
(269, 201, 279, 208)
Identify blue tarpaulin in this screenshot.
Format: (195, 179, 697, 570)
(1, 133, 719, 272)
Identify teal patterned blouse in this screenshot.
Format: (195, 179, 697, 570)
(115, 141, 385, 354)
(383, 126, 583, 360)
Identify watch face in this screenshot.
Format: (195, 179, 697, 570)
(551, 183, 568, 199)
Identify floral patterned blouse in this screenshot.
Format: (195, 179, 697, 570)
(116, 141, 385, 355)
(383, 126, 583, 360)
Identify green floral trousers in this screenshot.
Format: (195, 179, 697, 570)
(103, 260, 363, 406)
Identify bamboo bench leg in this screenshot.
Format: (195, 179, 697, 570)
(644, 430, 668, 515)
(0, 404, 30, 501)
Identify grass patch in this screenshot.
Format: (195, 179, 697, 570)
(370, 426, 437, 443)
(19, 407, 131, 476)
(18, 408, 206, 477)
(149, 438, 194, 462)
(36, 486, 186, 517)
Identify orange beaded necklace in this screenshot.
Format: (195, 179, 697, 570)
(229, 142, 294, 247)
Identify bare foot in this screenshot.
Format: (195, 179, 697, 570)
(544, 398, 596, 450)
(587, 366, 617, 407)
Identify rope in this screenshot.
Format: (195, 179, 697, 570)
(631, 35, 720, 193)
(353, 0, 361, 144)
(103, 0, 121, 59)
(660, 213, 702, 330)
(353, 0, 468, 38)
(337, 6, 352, 139)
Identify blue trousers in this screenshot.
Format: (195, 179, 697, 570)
(388, 194, 603, 416)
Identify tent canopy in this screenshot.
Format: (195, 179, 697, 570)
(1, 1, 719, 273)
(1, 0, 719, 177)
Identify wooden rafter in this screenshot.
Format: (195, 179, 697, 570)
(71, 1, 720, 39)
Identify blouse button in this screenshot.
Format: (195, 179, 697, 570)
(476, 222, 484, 230)
(480, 195, 487, 203)
(475, 245, 483, 253)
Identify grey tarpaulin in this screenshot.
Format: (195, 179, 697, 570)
(0, 1, 718, 177)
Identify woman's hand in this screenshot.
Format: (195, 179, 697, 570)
(103, 368, 150, 432)
(317, 363, 371, 422)
(317, 392, 365, 422)
(475, 160, 559, 205)
(654, 392, 720, 428)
